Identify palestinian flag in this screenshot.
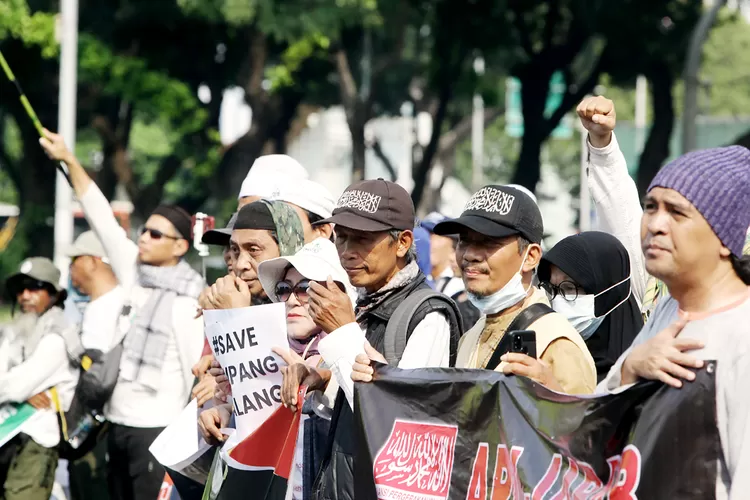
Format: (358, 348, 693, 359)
(204, 403, 302, 500)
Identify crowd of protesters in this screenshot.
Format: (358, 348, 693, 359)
(0, 94, 747, 500)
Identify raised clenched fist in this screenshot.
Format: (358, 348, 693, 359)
(576, 96, 616, 148)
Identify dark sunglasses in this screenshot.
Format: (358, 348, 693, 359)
(139, 227, 180, 241)
(274, 279, 312, 304)
(17, 279, 49, 293)
(539, 280, 581, 302)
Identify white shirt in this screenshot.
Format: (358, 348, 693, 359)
(105, 321, 187, 428)
(318, 312, 452, 409)
(586, 132, 647, 307)
(80, 184, 204, 428)
(0, 310, 78, 448)
(80, 286, 125, 352)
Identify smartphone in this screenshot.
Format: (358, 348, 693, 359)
(506, 330, 537, 359)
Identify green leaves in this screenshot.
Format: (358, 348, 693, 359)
(0, 0, 57, 57)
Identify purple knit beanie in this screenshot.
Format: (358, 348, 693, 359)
(648, 145, 750, 256)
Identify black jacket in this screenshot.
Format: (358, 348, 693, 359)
(311, 272, 460, 500)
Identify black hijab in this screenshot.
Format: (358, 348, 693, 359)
(537, 231, 643, 382)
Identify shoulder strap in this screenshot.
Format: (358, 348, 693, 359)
(484, 303, 554, 371)
(383, 288, 460, 366)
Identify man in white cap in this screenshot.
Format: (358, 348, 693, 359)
(237, 154, 337, 242)
(65, 231, 125, 499)
(67, 231, 124, 353)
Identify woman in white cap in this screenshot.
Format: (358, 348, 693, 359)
(198, 238, 356, 499)
(258, 238, 358, 365)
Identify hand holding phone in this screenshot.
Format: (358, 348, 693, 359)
(506, 330, 537, 359)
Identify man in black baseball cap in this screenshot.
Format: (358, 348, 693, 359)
(432, 185, 597, 395)
(278, 179, 462, 500)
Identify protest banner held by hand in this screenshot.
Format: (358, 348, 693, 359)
(192, 354, 214, 378)
(273, 347, 330, 412)
(198, 403, 232, 446)
(351, 342, 388, 384)
(576, 96, 616, 148)
(208, 359, 231, 399)
(308, 276, 356, 333)
(192, 374, 218, 408)
(203, 303, 288, 438)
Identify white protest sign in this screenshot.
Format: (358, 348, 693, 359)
(203, 303, 288, 438)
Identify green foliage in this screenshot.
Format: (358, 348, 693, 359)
(78, 34, 208, 135)
(701, 10, 750, 117)
(0, 0, 57, 57)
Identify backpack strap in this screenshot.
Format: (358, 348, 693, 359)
(383, 288, 461, 366)
(484, 303, 554, 371)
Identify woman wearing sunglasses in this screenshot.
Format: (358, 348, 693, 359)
(259, 238, 358, 364)
(537, 231, 643, 381)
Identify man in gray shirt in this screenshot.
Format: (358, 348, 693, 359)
(599, 144, 750, 500)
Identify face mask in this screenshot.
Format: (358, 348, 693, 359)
(551, 275, 632, 340)
(468, 249, 531, 316)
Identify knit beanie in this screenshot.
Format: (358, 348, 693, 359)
(648, 145, 750, 257)
(152, 205, 192, 240)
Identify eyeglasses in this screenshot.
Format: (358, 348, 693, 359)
(540, 280, 581, 302)
(274, 279, 312, 304)
(139, 227, 180, 241)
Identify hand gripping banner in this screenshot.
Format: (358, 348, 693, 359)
(353, 363, 720, 500)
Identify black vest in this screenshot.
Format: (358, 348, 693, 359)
(311, 273, 461, 500)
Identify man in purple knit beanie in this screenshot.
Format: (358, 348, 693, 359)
(598, 144, 750, 498)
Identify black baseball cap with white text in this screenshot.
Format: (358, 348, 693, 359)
(433, 185, 543, 244)
(315, 179, 415, 232)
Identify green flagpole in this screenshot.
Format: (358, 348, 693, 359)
(0, 50, 72, 186)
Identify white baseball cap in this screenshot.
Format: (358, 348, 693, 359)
(238, 155, 309, 200)
(258, 238, 356, 305)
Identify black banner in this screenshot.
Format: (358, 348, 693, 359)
(354, 362, 720, 500)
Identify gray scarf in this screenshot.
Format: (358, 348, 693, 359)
(119, 260, 205, 391)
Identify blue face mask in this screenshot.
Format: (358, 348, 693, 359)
(467, 249, 531, 315)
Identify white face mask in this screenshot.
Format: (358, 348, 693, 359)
(467, 249, 531, 316)
(551, 275, 632, 340)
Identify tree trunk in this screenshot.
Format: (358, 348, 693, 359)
(637, 66, 675, 196)
(512, 132, 545, 190)
(512, 70, 550, 190)
(349, 107, 367, 182)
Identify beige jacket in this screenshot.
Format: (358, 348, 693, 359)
(457, 287, 597, 394)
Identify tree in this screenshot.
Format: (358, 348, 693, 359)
(603, 0, 700, 194)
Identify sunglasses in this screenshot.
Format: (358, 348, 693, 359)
(539, 280, 581, 302)
(274, 279, 312, 304)
(17, 279, 49, 293)
(139, 227, 180, 241)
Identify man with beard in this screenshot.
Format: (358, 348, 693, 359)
(0, 258, 77, 500)
(40, 130, 205, 500)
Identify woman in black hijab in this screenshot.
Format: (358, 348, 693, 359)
(537, 231, 643, 382)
